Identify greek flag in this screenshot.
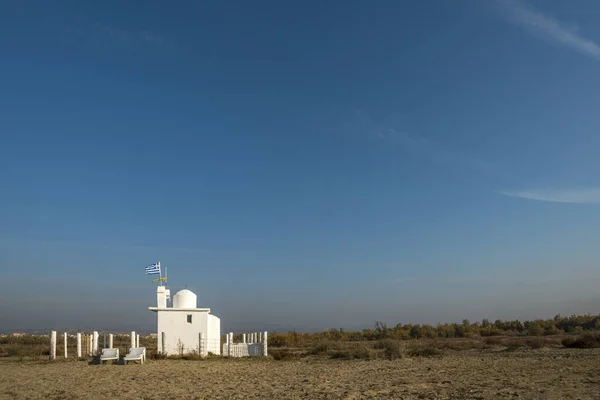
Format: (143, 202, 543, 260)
(145, 262, 161, 275)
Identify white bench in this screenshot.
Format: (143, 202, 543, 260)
(124, 347, 146, 365)
(100, 348, 119, 364)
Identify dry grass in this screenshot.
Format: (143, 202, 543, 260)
(1, 348, 600, 399)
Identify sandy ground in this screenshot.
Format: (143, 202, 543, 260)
(1, 348, 599, 399)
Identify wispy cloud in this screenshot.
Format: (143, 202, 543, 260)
(498, 0, 600, 60)
(63, 15, 166, 49)
(99, 24, 165, 47)
(499, 188, 600, 204)
(351, 110, 507, 179)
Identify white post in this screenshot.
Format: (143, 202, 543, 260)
(88, 334, 93, 356)
(161, 332, 166, 354)
(131, 331, 135, 349)
(136, 334, 140, 348)
(263, 331, 268, 356)
(50, 331, 57, 361)
(77, 333, 82, 358)
(199, 332, 205, 356)
(243, 333, 246, 344)
(109, 334, 114, 349)
(92, 331, 99, 355)
(259, 332, 263, 342)
(228, 332, 233, 357)
(64, 332, 68, 358)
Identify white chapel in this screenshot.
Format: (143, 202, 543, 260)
(149, 286, 221, 355)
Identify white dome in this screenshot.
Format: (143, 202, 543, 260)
(172, 289, 197, 309)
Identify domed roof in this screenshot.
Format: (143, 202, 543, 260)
(172, 289, 197, 309)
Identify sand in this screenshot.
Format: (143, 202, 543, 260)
(1, 348, 599, 399)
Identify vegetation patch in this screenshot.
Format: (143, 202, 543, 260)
(505, 341, 524, 351)
(562, 334, 600, 349)
(525, 337, 547, 349)
(270, 349, 301, 361)
(373, 339, 402, 360)
(329, 344, 373, 360)
(407, 346, 441, 357)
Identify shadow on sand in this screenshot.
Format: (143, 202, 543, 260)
(88, 357, 124, 365)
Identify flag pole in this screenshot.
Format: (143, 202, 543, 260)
(159, 261, 163, 287)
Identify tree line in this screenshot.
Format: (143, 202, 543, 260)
(269, 313, 600, 347)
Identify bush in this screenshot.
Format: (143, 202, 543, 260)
(484, 337, 503, 346)
(270, 349, 299, 360)
(307, 341, 342, 355)
(329, 345, 372, 360)
(374, 340, 402, 360)
(526, 338, 546, 349)
(407, 346, 441, 357)
(181, 350, 202, 360)
(562, 334, 600, 349)
(267, 334, 289, 348)
(150, 352, 167, 360)
(438, 340, 483, 351)
(506, 340, 524, 351)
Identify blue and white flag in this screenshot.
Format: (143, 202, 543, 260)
(145, 262, 161, 275)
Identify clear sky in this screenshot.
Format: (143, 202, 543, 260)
(1, 0, 599, 333)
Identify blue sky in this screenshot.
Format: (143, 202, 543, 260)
(1, 0, 600, 333)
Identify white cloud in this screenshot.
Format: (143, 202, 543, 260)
(499, 188, 600, 204)
(498, 0, 600, 60)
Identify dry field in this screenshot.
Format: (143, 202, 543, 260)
(1, 348, 599, 400)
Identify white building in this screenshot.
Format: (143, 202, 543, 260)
(149, 286, 221, 356)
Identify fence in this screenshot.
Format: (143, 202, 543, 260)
(49, 330, 144, 360)
(46, 330, 269, 360)
(222, 331, 268, 357)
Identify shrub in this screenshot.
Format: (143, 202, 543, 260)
(438, 340, 483, 351)
(484, 337, 503, 346)
(308, 343, 329, 355)
(150, 352, 167, 360)
(526, 337, 546, 349)
(374, 340, 402, 360)
(307, 341, 342, 355)
(506, 340, 524, 351)
(267, 334, 288, 348)
(407, 346, 441, 357)
(181, 350, 201, 360)
(562, 334, 600, 349)
(270, 349, 299, 360)
(329, 345, 372, 360)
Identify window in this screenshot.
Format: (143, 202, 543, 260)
(187, 314, 192, 323)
